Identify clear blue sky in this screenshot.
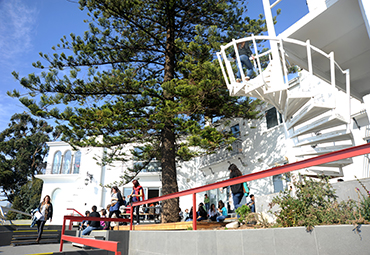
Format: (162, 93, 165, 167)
(0, 0, 308, 133)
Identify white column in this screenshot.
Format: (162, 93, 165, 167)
(359, 0, 370, 39)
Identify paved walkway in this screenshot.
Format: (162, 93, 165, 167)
(0, 243, 84, 255)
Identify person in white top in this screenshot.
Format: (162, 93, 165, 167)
(35, 195, 53, 243)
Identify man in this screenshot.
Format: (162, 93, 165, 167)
(82, 205, 101, 235)
(247, 194, 255, 213)
(204, 194, 210, 211)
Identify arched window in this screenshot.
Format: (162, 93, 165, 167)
(52, 151, 62, 174)
(62, 150, 72, 174)
(73, 151, 81, 174)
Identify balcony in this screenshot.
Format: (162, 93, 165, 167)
(198, 140, 243, 169)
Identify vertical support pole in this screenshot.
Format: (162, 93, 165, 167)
(329, 52, 336, 87)
(345, 69, 351, 130)
(59, 216, 66, 252)
(306, 40, 313, 75)
(252, 34, 263, 75)
(192, 193, 197, 230)
(130, 205, 134, 231)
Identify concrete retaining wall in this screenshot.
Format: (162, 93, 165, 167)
(128, 225, 370, 255)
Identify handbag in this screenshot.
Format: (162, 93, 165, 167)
(34, 211, 43, 220)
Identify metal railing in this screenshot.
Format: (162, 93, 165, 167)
(66, 208, 84, 230)
(129, 143, 370, 230)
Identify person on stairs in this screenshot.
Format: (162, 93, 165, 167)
(35, 195, 53, 243)
(231, 41, 254, 82)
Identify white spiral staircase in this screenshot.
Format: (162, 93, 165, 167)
(217, 36, 353, 177)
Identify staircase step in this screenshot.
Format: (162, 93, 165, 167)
(317, 158, 353, 167)
(12, 233, 59, 240)
(290, 114, 348, 138)
(12, 239, 60, 246)
(286, 103, 334, 129)
(284, 94, 312, 121)
(298, 166, 344, 177)
(295, 145, 353, 157)
(294, 129, 353, 147)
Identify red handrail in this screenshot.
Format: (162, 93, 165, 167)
(60, 215, 128, 254)
(66, 208, 84, 230)
(129, 143, 370, 230)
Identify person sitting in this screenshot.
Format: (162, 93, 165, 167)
(79, 211, 90, 230)
(185, 207, 193, 221)
(100, 209, 108, 230)
(183, 209, 190, 221)
(82, 205, 102, 235)
(196, 203, 208, 221)
(216, 200, 228, 222)
(247, 194, 255, 213)
(208, 204, 218, 221)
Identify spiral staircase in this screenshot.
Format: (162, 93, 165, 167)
(217, 35, 353, 177)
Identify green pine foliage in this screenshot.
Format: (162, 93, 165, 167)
(10, 0, 272, 222)
(0, 113, 55, 204)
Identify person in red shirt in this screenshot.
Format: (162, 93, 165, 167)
(128, 180, 144, 224)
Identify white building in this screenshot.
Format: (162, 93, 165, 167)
(36, 0, 370, 224)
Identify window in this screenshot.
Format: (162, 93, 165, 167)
(73, 151, 81, 174)
(273, 174, 284, 193)
(266, 107, 283, 129)
(61, 150, 72, 174)
(52, 151, 62, 174)
(231, 124, 240, 138)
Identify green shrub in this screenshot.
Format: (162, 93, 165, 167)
(236, 204, 251, 223)
(355, 177, 370, 222)
(269, 175, 358, 230)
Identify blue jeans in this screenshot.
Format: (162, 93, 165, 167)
(82, 226, 101, 236)
(236, 54, 253, 79)
(197, 216, 207, 221)
(216, 215, 226, 222)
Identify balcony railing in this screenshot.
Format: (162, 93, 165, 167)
(199, 139, 243, 169)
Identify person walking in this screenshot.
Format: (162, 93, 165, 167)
(106, 186, 124, 229)
(35, 195, 53, 243)
(229, 164, 244, 212)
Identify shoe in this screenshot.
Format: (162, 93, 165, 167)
(35, 238, 39, 243)
(245, 76, 250, 81)
(236, 78, 242, 83)
(136, 222, 140, 225)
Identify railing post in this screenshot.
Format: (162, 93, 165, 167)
(59, 216, 66, 252)
(345, 69, 351, 130)
(192, 193, 197, 230)
(329, 52, 336, 87)
(306, 40, 313, 75)
(130, 205, 134, 231)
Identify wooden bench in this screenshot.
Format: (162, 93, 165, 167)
(116, 221, 228, 231)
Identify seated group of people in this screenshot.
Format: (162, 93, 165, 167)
(184, 200, 228, 223)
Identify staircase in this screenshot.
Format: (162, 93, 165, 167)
(11, 225, 60, 246)
(217, 36, 353, 178)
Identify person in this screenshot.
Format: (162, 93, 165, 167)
(196, 203, 208, 221)
(204, 194, 210, 211)
(183, 209, 190, 221)
(179, 207, 183, 221)
(128, 180, 144, 224)
(155, 202, 161, 221)
(79, 210, 90, 230)
(247, 194, 255, 213)
(82, 205, 102, 235)
(35, 195, 53, 243)
(229, 164, 244, 212)
(208, 203, 218, 221)
(100, 209, 108, 229)
(185, 207, 193, 221)
(106, 186, 124, 229)
(231, 41, 254, 82)
(216, 200, 228, 222)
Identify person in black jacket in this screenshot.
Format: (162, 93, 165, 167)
(229, 164, 244, 212)
(106, 186, 124, 229)
(82, 205, 102, 235)
(231, 41, 254, 82)
(35, 195, 53, 243)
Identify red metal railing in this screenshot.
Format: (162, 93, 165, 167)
(60, 215, 129, 255)
(128, 143, 370, 230)
(66, 208, 84, 230)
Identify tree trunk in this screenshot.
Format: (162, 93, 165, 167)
(161, 3, 179, 223)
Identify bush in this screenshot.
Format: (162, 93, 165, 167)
(269, 175, 358, 230)
(236, 204, 251, 223)
(355, 177, 370, 222)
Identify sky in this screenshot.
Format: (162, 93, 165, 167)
(0, 0, 308, 206)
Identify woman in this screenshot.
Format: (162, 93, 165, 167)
(196, 203, 207, 221)
(35, 195, 53, 243)
(128, 180, 144, 224)
(216, 200, 228, 222)
(229, 164, 244, 212)
(208, 203, 218, 221)
(107, 186, 123, 229)
(231, 41, 254, 82)
(100, 209, 108, 230)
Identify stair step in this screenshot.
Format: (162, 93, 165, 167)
(13, 229, 58, 233)
(11, 239, 60, 246)
(295, 145, 353, 157)
(317, 158, 353, 167)
(284, 94, 312, 121)
(294, 129, 353, 147)
(286, 103, 334, 129)
(290, 114, 348, 138)
(298, 167, 344, 177)
(12, 234, 59, 240)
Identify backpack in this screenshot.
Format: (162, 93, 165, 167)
(243, 182, 250, 197)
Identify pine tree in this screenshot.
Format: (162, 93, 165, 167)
(11, 0, 268, 222)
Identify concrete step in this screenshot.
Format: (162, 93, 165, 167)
(290, 114, 348, 138)
(294, 129, 353, 147)
(12, 233, 59, 240)
(11, 238, 60, 246)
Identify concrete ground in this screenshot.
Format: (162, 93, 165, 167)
(0, 242, 85, 255)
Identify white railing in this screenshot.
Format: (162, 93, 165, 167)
(0, 206, 32, 224)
